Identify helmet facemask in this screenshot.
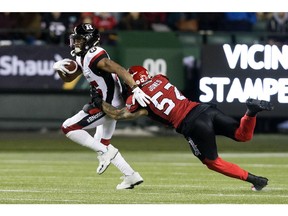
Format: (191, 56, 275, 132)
(69, 23, 100, 56)
(69, 34, 86, 56)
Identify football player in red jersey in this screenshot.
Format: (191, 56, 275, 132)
(96, 65, 274, 191)
(53, 24, 149, 189)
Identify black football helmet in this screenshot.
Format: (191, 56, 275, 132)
(69, 23, 100, 56)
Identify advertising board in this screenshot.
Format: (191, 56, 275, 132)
(200, 44, 288, 117)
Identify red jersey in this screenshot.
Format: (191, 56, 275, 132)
(126, 75, 199, 129)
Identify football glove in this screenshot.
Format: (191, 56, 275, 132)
(132, 86, 151, 107)
(90, 86, 103, 109)
(53, 59, 72, 76)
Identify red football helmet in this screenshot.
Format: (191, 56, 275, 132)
(128, 65, 151, 86)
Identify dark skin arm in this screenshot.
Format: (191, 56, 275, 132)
(57, 57, 137, 87)
(97, 58, 138, 89)
(101, 101, 148, 120)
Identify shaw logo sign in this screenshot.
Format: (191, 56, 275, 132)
(0, 55, 62, 79)
(200, 44, 288, 117)
(0, 46, 70, 90)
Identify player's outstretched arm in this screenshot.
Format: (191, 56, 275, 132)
(97, 58, 151, 107)
(97, 58, 135, 86)
(102, 101, 148, 120)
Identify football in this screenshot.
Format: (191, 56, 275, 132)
(64, 59, 78, 74)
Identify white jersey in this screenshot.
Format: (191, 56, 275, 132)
(75, 46, 124, 108)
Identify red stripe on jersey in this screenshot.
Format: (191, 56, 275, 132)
(89, 50, 107, 68)
(88, 107, 102, 115)
(61, 124, 83, 134)
(90, 80, 99, 87)
(100, 138, 111, 146)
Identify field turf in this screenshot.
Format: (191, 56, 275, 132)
(0, 132, 288, 205)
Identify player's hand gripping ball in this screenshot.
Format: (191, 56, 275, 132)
(64, 59, 78, 73)
(53, 59, 78, 76)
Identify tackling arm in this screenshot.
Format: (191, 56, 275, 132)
(101, 101, 148, 120)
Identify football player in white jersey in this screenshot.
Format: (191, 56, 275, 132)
(53, 23, 149, 189)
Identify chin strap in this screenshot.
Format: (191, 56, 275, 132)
(70, 50, 76, 57)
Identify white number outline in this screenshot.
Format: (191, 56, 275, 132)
(151, 83, 185, 115)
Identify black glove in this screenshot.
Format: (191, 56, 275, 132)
(90, 86, 103, 108)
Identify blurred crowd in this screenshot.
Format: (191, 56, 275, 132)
(0, 12, 288, 45)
